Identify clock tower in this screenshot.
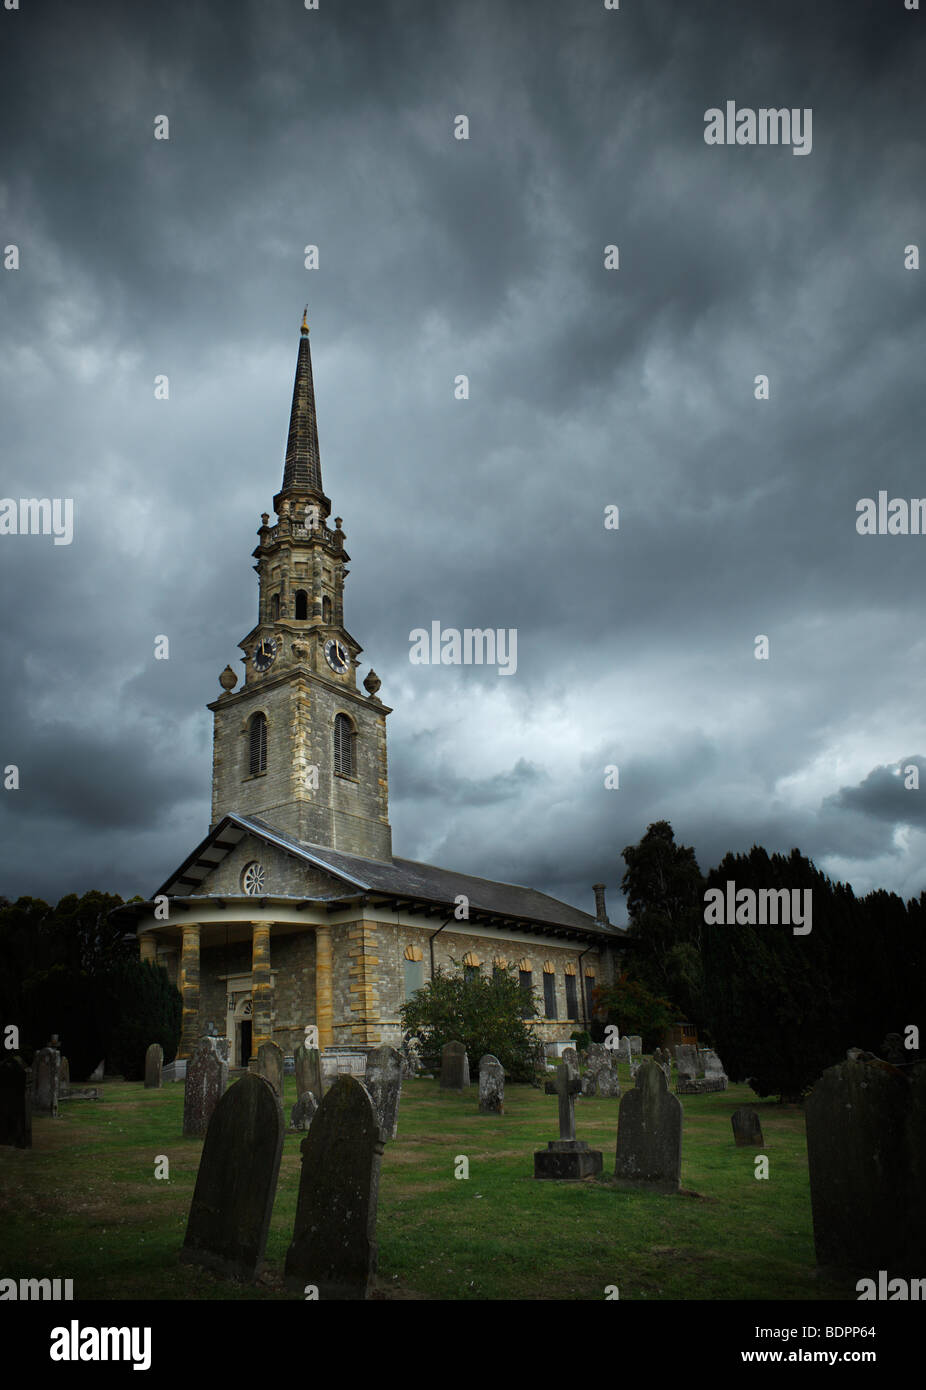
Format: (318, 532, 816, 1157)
(207, 313, 392, 861)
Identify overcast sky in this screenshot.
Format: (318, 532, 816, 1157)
(1, 0, 925, 922)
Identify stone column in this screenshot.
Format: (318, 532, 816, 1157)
(251, 921, 273, 1058)
(178, 924, 201, 1058)
(315, 924, 334, 1050)
(139, 934, 157, 966)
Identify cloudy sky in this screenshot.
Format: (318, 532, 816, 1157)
(1, 0, 925, 921)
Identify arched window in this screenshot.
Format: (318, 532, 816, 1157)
(294, 590, 308, 620)
(270, 593, 280, 621)
(248, 712, 267, 775)
(462, 951, 481, 984)
(334, 713, 354, 777)
(518, 958, 533, 1019)
(322, 595, 332, 623)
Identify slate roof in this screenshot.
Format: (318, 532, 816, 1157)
(150, 812, 627, 942)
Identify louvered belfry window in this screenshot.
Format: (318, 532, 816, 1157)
(334, 713, 353, 776)
(249, 713, 268, 775)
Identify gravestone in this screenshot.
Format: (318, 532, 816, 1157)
(365, 1045, 403, 1139)
(653, 1047, 672, 1084)
(144, 1043, 163, 1089)
(290, 1092, 317, 1131)
(701, 1048, 727, 1081)
(534, 1051, 602, 1179)
(731, 1107, 764, 1147)
(596, 1066, 621, 1099)
(89, 1060, 104, 1082)
(806, 1052, 914, 1271)
(581, 1070, 598, 1097)
(0, 1057, 31, 1148)
(183, 1036, 228, 1137)
(675, 1044, 699, 1081)
(257, 1040, 284, 1101)
(181, 1073, 283, 1280)
(628, 1035, 643, 1058)
(295, 1044, 323, 1104)
(440, 1040, 467, 1092)
(285, 1075, 385, 1299)
(616, 1036, 632, 1064)
(478, 1054, 504, 1114)
(400, 1035, 422, 1078)
(31, 1047, 60, 1117)
(59, 1056, 70, 1096)
(586, 1042, 610, 1072)
(462, 1052, 471, 1087)
(162, 1060, 186, 1083)
(614, 1060, 683, 1193)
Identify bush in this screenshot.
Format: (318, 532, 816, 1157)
(400, 961, 545, 1083)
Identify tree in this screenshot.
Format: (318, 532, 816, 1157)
(592, 972, 677, 1051)
(399, 961, 545, 1082)
(621, 821, 705, 1021)
(103, 960, 181, 1080)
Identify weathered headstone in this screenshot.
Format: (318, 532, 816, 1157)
(675, 1044, 699, 1081)
(535, 1050, 602, 1179)
(614, 1060, 683, 1193)
(144, 1043, 163, 1090)
(628, 1035, 643, 1058)
(581, 1070, 598, 1097)
(285, 1075, 385, 1299)
(731, 1106, 764, 1147)
(89, 1060, 104, 1082)
(294, 1044, 323, 1104)
(806, 1053, 914, 1271)
(290, 1092, 317, 1131)
(257, 1040, 284, 1101)
(462, 1051, 471, 1087)
(31, 1047, 60, 1117)
(440, 1040, 467, 1092)
(0, 1057, 31, 1148)
(596, 1067, 622, 1099)
(616, 1035, 632, 1064)
(586, 1042, 610, 1072)
(701, 1048, 727, 1080)
(365, 1045, 403, 1138)
(183, 1036, 228, 1137)
(400, 1034, 422, 1078)
(180, 1073, 283, 1280)
(478, 1054, 505, 1114)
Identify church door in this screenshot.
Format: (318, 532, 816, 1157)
(238, 1019, 252, 1067)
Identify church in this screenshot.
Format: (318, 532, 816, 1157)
(121, 315, 629, 1066)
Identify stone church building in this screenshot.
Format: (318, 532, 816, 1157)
(121, 316, 628, 1066)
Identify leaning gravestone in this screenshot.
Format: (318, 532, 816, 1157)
(365, 1045, 403, 1139)
(0, 1057, 31, 1148)
(478, 1055, 505, 1114)
(180, 1073, 284, 1280)
(183, 1036, 228, 1138)
(731, 1106, 764, 1147)
(144, 1043, 163, 1090)
(440, 1040, 467, 1092)
(257, 1040, 284, 1101)
(294, 1043, 323, 1104)
(805, 1052, 912, 1271)
(614, 1060, 683, 1193)
(290, 1092, 317, 1131)
(285, 1075, 385, 1299)
(31, 1047, 60, 1117)
(535, 1050, 602, 1178)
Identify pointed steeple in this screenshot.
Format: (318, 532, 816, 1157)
(280, 309, 325, 499)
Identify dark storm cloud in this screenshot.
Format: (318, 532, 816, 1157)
(1, 0, 925, 909)
(828, 758, 926, 828)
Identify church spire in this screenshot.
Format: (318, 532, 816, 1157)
(280, 308, 324, 499)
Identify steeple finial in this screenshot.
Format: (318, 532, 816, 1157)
(301, 305, 309, 336)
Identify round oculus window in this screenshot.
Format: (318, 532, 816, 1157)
(241, 862, 265, 895)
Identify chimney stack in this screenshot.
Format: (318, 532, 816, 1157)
(593, 883, 609, 924)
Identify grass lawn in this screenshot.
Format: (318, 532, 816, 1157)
(0, 1068, 855, 1301)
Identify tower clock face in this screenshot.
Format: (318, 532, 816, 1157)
(253, 637, 277, 672)
(325, 638, 349, 674)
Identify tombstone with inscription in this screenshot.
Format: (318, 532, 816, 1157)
(183, 1036, 228, 1138)
(290, 1092, 318, 1131)
(257, 1040, 284, 1101)
(365, 1045, 403, 1139)
(614, 1060, 683, 1193)
(0, 1057, 31, 1148)
(144, 1043, 163, 1090)
(295, 1044, 323, 1104)
(31, 1047, 60, 1117)
(478, 1054, 505, 1114)
(440, 1040, 467, 1092)
(534, 1049, 603, 1179)
(285, 1075, 385, 1299)
(180, 1073, 284, 1281)
(731, 1106, 764, 1147)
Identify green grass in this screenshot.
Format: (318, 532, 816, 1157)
(0, 1070, 855, 1300)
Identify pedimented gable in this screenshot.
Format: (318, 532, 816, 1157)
(185, 832, 347, 900)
